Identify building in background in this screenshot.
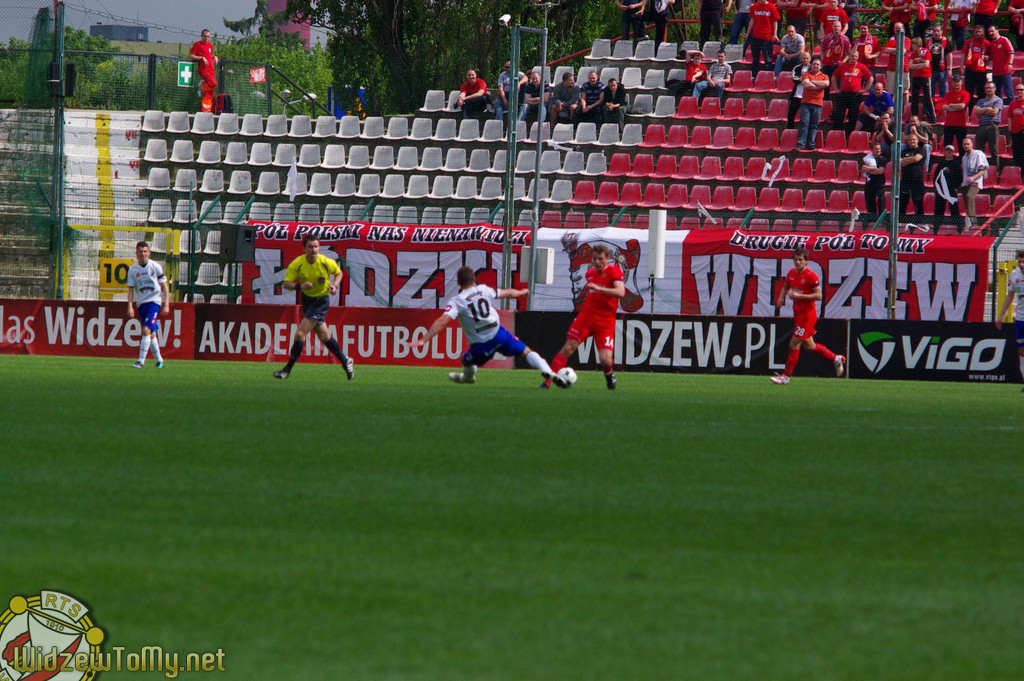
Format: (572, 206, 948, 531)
(89, 23, 148, 42)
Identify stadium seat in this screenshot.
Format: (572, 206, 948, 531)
(618, 124, 644, 146)
(694, 98, 721, 120)
(593, 182, 619, 206)
(336, 115, 361, 139)
(143, 139, 167, 163)
(475, 177, 502, 201)
(551, 123, 574, 144)
(568, 181, 597, 205)
(708, 127, 734, 150)
(582, 153, 608, 175)
(639, 124, 667, 147)
(781, 188, 803, 211)
(975, 194, 992, 216)
(467, 207, 490, 223)
(419, 206, 442, 225)
(247, 202, 271, 221)
(432, 119, 456, 142)
(307, 172, 332, 197)
(515, 149, 537, 174)
(846, 131, 870, 155)
(664, 125, 689, 148)
(686, 185, 712, 210)
(213, 113, 238, 136)
(731, 186, 757, 211)
(795, 219, 818, 231)
(346, 145, 370, 170)
(757, 187, 781, 211)
(750, 71, 776, 93)
(467, 148, 490, 173)
(998, 165, 1022, 189)
(239, 113, 264, 136)
(802, 189, 826, 213)
(573, 122, 598, 145)
(172, 199, 196, 224)
(142, 110, 165, 133)
(264, 114, 288, 137)
(634, 183, 664, 208)
(417, 147, 442, 172)
(721, 156, 745, 181)
(170, 140, 193, 163)
(711, 186, 734, 211)
(588, 213, 610, 229)
(993, 194, 1014, 217)
(729, 70, 753, 92)
(227, 170, 252, 194)
(540, 150, 561, 174)
(777, 129, 799, 152)
(166, 111, 190, 134)
(564, 211, 586, 229)
(678, 216, 701, 230)
(721, 98, 744, 121)
(351, 174, 378, 198)
(616, 182, 642, 207)
(664, 184, 688, 208)
(401, 175, 427, 200)
(489, 150, 508, 174)
(272, 143, 296, 167)
(148, 199, 172, 223)
(743, 157, 767, 182)
(739, 98, 766, 122)
(753, 128, 779, 152)
(674, 97, 698, 119)
(548, 179, 574, 204)
(443, 148, 467, 173)
(822, 130, 846, 154)
(643, 70, 666, 90)
(288, 115, 312, 138)
(540, 210, 563, 229)
(283, 171, 308, 197)
(381, 174, 406, 199)
(627, 154, 655, 178)
(732, 127, 756, 150)
(655, 42, 678, 61)
(772, 219, 793, 232)
(173, 169, 197, 193)
(684, 126, 712, 149)
(383, 117, 409, 140)
(362, 117, 385, 139)
(595, 124, 620, 146)
(559, 151, 585, 175)
(146, 168, 170, 192)
(480, 119, 504, 142)
(428, 176, 455, 200)
(807, 159, 836, 184)
(674, 155, 700, 179)
(632, 214, 649, 230)
(409, 118, 432, 141)
(835, 160, 860, 185)
(695, 156, 723, 181)
(297, 144, 321, 168)
(826, 190, 851, 213)
(313, 115, 337, 137)
(457, 119, 480, 142)
(247, 142, 271, 166)
(651, 155, 677, 179)
(322, 144, 346, 169)
(199, 169, 224, 194)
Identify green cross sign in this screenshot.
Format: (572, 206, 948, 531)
(177, 61, 194, 87)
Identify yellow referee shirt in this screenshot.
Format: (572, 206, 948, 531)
(284, 254, 341, 298)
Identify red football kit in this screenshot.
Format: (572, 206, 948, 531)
(567, 263, 624, 351)
(786, 265, 820, 339)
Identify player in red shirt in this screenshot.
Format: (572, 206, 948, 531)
(1008, 83, 1024, 168)
(770, 246, 846, 384)
(188, 29, 218, 113)
(544, 244, 625, 390)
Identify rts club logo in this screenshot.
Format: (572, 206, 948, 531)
(856, 331, 897, 373)
(0, 591, 104, 681)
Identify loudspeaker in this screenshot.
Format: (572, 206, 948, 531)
(64, 63, 76, 97)
(221, 224, 256, 262)
(519, 246, 554, 286)
(648, 209, 666, 279)
(47, 62, 60, 97)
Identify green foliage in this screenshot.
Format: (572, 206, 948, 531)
(224, 0, 304, 49)
(62, 25, 116, 53)
(216, 37, 334, 108)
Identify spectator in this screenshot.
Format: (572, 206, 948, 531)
(798, 57, 830, 150)
(908, 37, 937, 122)
(872, 111, 897, 156)
(855, 23, 880, 72)
(948, 0, 973, 48)
(519, 71, 545, 122)
(457, 70, 490, 120)
(843, 0, 860, 41)
(961, 136, 990, 229)
(941, 72, 971, 150)
(1009, 0, 1024, 50)
(883, 0, 912, 37)
(857, 81, 895, 131)
(699, 0, 725, 43)
(903, 114, 935, 172)
(495, 61, 526, 122)
(748, 0, 781, 76)
(832, 48, 872, 134)
(914, 0, 937, 39)
(548, 72, 579, 129)
(603, 77, 628, 130)
(683, 51, 710, 96)
(617, 0, 648, 47)
(932, 144, 963, 221)
(696, 49, 733, 102)
(899, 134, 927, 216)
(928, 25, 952, 98)
(645, 0, 676, 47)
(974, 80, 1004, 168)
(777, 0, 811, 37)
(189, 28, 218, 113)
(884, 24, 911, 106)
(787, 52, 813, 127)
(1008, 83, 1024, 168)
(775, 25, 807, 77)
(726, 0, 753, 44)
(861, 141, 889, 214)
(821, 20, 852, 98)
(987, 25, 1015, 100)
(578, 70, 607, 124)
(816, 0, 849, 41)
(962, 25, 990, 113)
(974, 0, 999, 29)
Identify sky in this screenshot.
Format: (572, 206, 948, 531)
(3, 0, 329, 46)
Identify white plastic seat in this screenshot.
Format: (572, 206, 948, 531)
(587, 39, 612, 61)
(248, 142, 273, 166)
(559, 151, 585, 175)
(148, 198, 172, 222)
(642, 69, 666, 89)
(147, 168, 170, 191)
(361, 116, 385, 139)
(215, 113, 239, 135)
(420, 206, 443, 224)
(149, 231, 169, 253)
(204, 230, 222, 254)
(283, 172, 307, 197)
(167, 111, 190, 133)
(539, 150, 561, 173)
(248, 202, 271, 221)
(321, 144, 346, 169)
(431, 119, 456, 142)
(170, 140, 193, 163)
(298, 204, 321, 222)
(355, 174, 381, 198)
(467, 149, 490, 172)
(143, 139, 167, 163)
(409, 118, 432, 141)
(307, 172, 333, 197)
(547, 179, 573, 204)
(454, 176, 478, 200)
(371, 205, 395, 223)
(477, 177, 503, 201)
(396, 206, 419, 224)
(191, 111, 215, 134)
(428, 175, 454, 200)
(516, 209, 535, 226)
(420, 90, 445, 112)
(573, 122, 598, 145)
(633, 40, 656, 61)
(395, 146, 419, 171)
(383, 117, 409, 139)
(222, 201, 245, 223)
(197, 140, 221, 164)
(489, 150, 508, 174)
(617, 123, 644, 146)
(369, 146, 395, 171)
(198, 200, 222, 223)
(551, 124, 574, 144)
(456, 119, 480, 142)
(313, 115, 337, 137)
(652, 95, 676, 117)
(417, 147, 442, 172)
(469, 207, 491, 222)
(577, 66, 597, 83)
(515, 150, 537, 174)
(380, 174, 405, 199)
(337, 115, 361, 138)
(655, 42, 678, 61)
(346, 145, 370, 170)
(631, 94, 653, 114)
(443, 90, 461, 112)
(240, 113, 264, 136)
(600, 67, 621, 83)
(178, 230, 199, 254)
(255, 171, 281, 195)
(404, 175, 430, 199)
(445, 207, 467, 224)
(522, 178, 550, 202)
(480, 119, 504, 142)
(288, 115, 312, 137)
(331, 174, 356, 197)
(442, 148, 466, 172)
(172, 169, 197, 193)
(199, 169, 224, 193)
(553, 66, 574, 84)
(621, 67, 643, 89)
(264, 114, 288, 137)
(581, 152, 608, 175)
(208, 294, 228, 303)
(273, 203, 296, 222)
(272, 143, 297, 167)
(297, 144, 321, 168)
(526, 123, 550, 144)
(223, 141, 247, 165)
(348, 204, 367, 220)
(172, 200, 197, 224)
(323, 204, 347, 222)
(595, 124, 620, 146)
(142, 110, 165, 133)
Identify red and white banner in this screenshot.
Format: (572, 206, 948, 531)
(680, 230, 994, 322)
(249, 67, 266, 84)
(0, 300, 194, 358)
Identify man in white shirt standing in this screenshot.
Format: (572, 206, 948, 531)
(960, 136, 989, 231)
(126, 241, 170, 368)
(995, 249, 1024, 389)
(414, 267, 567, 387)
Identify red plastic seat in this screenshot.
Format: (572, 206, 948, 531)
(540, 210, 563, 228)
(826, 190, 851, 213)
(743, 157, 767, 182)
(686, 184, 713, 210)
(808, 159, 836, 184)
(993, 194, 1014, 217)
(673, 97, 698, 119)
(835, 160, 860, 185)
(772, 72, 792, 94)
(984, 166, 998, 188)
(664, 184, 688, 208)
(639, 183, 667, 208)
(694, 98, 722, 120)
(564, 211, 586, 229)
(638, 124, 667, 147)
(731, 186, 757, 211)
(754, 128, 779, 152)
(568, 180, 596, 205)
(821, 100, 833, 122)
(664, 125, 688, 148)
(749, 218, 771, 231)
(795, 219, 818, 231)
(711, 186, 735, 211)
(757, 187, 781, 211)
(922, 192, 936, 215)
(674, 155, 700, 179)
(852, 191, 867, 213)
(722, 98, 744, 120)
(772, 219, 794, 232)
(626, 154, 655, 178)
(695, 156, 723, 180)
(789, 158, 813, 183)
(750, 71, 776, 93)
(684, 126, 712, 149)
(726, 217, 746, 229)
(976, 194, 992, 216)
(764, 99, 788, 123)
(708, 127, 734, 150)
(781, 188, 804, 211)
(730, 70, 753, 92)
(998, 165, 1022, 189)
(819, 220, 842, 232)
(802, 189, 826, 213)
(651, 155, 677, 178)
(722, 156, 745, 181)
(592, 182, 619, 206)
(729, 127, 754, 151)
(616, 182, 642, 207)
(614, 214, 633, 229)
(846, 131, 870, 155)
(606, 153, 632, 177)
(677, 216, 701, 230)
(588, 213, 610, 228)
(777, 129, 799, 153)
(763, 156, 789, 182)
(633, 214, 649, 230)
(740, 98, 766, 122)
(822, 130, 846, 154)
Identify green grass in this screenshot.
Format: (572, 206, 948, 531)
(1, 355, 1022, 680)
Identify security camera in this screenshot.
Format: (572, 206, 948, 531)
(281, 88, 291, 99)
(498, 14, 512, 27)
(305, 93, 317, 101)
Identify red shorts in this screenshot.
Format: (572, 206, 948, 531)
(793, 312, 817, 340)
(567, 314, 616, 352)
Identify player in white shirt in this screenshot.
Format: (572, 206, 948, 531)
(126, 241, 170, 368)
(995, 248, 1024, 388)
(414, 266, 566, 386)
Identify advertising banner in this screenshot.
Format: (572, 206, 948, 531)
(515, 312, 848, 376)
(848, 319, 1020, 382)
(0, 300, 194, 358)
(680, 230, 993, 322)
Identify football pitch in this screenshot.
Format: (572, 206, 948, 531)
(2, 355, 1022, 680)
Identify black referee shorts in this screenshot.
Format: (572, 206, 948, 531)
(301, 294, 330, 323)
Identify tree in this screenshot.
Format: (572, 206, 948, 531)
(224, 0, 304, 49)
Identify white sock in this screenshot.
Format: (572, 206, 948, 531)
(138, 336, 151, 363)
(1019, 355, 1024, 382)
(150, 337, 163, 363)
(525, 351, 554, 376)
(463, 364, 478, 380)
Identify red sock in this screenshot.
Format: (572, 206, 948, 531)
(784, 346, 800, 377)
(604, 364, 614, 376)
(811, 343, 836, 362)
(545, 353, 568, 385)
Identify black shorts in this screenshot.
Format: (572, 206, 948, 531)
(301, 294, 330, 323)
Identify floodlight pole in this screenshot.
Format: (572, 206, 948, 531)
(501, 27, 521, 305)
(888, 28, 906, 320)
(52, 0, 66, 299)
(522, 7, 552, 311)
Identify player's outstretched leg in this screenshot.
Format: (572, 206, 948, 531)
(809, 341, 845, 377)
(523, 348, 566, 387)
(449, 363, 478, 384)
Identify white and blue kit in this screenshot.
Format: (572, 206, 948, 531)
(126, 260, 165, 332)
(1008, 268, 1024, 346)
(443, 285, 526, 365)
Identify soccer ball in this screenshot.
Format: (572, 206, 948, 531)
(557, 367, 577, 387)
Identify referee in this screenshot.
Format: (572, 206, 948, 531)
(273, 235, 355, 380)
